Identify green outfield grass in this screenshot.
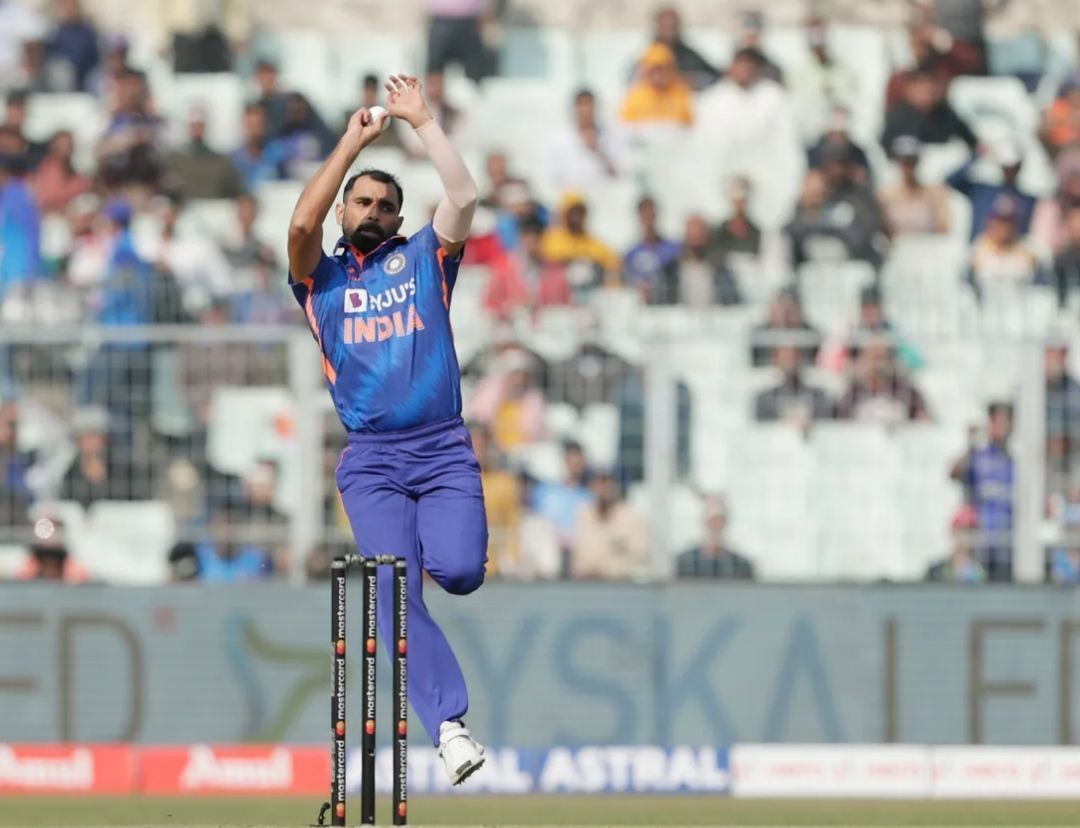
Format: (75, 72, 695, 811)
(2, 796, 1080, 827)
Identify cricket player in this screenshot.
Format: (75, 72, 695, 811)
(287, 74, 485, 784)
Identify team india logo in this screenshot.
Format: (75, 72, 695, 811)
(383, 253, 407, 276)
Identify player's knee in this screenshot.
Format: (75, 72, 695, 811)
(440, 557, 486, 595)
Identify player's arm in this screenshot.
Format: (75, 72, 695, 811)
(288, 107, 388, 279)
(385, 74, 478, 257)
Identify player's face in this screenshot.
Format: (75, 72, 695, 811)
(338, 176, 403, 253)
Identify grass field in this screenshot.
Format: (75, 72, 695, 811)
(3, 796, 1080, 827)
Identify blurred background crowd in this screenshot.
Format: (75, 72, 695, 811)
(2, 0, 1080, 587)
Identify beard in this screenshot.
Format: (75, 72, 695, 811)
(348, 221, 389, 254)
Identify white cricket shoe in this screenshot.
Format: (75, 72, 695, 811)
(438, 720, 485, 785)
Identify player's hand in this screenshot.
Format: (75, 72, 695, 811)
(345, 107, 388, 151)
(385, 75, 433, 130)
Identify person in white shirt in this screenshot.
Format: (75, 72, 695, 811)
(697, 48, 803, 226)
(546, 88, 628, 194)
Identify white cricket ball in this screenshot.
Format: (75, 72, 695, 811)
(368, 106, 390, 132)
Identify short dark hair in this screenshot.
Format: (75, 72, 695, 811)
(574, 88, 595, 104)
(362, 73, 379, 88)
(6, 89, 29, 108)
(343, 168, 404, 211)
(988, 402, 1013, 419)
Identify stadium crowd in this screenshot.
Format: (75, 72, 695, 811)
(1, 0, 1080, 585)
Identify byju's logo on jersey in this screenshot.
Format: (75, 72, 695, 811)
(344, 288, 368, 313)
(383, 253, 407, 276)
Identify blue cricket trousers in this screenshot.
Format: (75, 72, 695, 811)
(336, 416, 488, 746)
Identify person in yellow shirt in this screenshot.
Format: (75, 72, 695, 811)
(620, 43, 694, 127)
(539, 192, 621, 296)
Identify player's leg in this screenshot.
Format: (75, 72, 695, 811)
(336, 446, 470, 748)
(411, 422, 489, 784)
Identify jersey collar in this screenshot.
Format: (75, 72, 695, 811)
(334, 234, 407, 274)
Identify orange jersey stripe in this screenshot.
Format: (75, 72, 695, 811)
(302, 277, 338, 386)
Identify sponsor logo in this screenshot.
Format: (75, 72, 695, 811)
(383, 253, 407, 276)
(0, 746, 94, 790)
(344, 288, 368, 313)
(343, 307, 425, 345)
(179, 746, 293, 791)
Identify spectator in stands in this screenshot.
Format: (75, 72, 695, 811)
(64, 193, 108, 290)
(1050, 477, 1080, 585)
(469, 421, 521, 577)
(195, 504, 274, 582)
(751, 287, 820, 368)
(822, 285, 922, 373)
(878, 135, 951, 237)
(652, 5, 720, 91)
(502, 471, 561, 580)
(699, 47, 800, 201)
(0, 151, 43, 299)
(755, 344, 832, 427)
(44, 0, 99, 93)
(885, 22, 983, 112)
(3, 90, 45, 168)
(87, 33, 127, 99)
(29, 129, 89, 214)
(253, 59, 291, 135)
(571, 468, 648, 580)
(789, 17, 859, 140)
(807, 107, 871, 184)
(950, 403, 1013, 581)
(225, 194, 292, 324)
(620, 43, 694, 128)
(150, 192, 232, 318)
(547, 88, 627, 193)
(399, 72, 465, 159)
(924, 504, 987, 583)
(481, 213, 570, 321)
(275, 91, 337, 176)
(652, 214, 740, 306)
(232, 102, 288, 192)
(164, 103, 244, 200)
(946, 143, 1036, 240)
(96, 67, 164, 194)
(1045, 341, 1080, 500)
(480, 151, 519, 207)
(969, 195, 1041, 291)
(423, 0, 495, 83)
(0, 2, 47, 85)
(531, 439, 593, 563)
(168, 542, 201, 582)
(12, 33, 49, 93)
(786, 165, 884, 269)
(549, 322, 637, 411)
(59, 406, 132, 506)
(731, 10, 784, 85)
(1032, 169, 1080, 257)
(1040, 73, 1080, 158)
(468, 347, 546, 452)
(836, 335, 930, 424)
(710, 177, 761, 259)
(0, 400, 33, 529)
(17, 515, 87, 582)
(624, 195, 680, 301)
(880, 67, 976, 151)
(237, 458, 287, 539)
(1053, 206, 1080, 308)
(76, 200, 156, 426)
(676, 494, 755, 579)
(540, 192, 620, 298)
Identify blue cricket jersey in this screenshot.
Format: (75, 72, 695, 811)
(289, 224, 463, 433)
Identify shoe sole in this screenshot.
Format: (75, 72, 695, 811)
(451, 754, 486, 786)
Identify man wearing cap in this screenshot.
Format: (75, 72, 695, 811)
(946, 143, 1036, 239)
(620, 43, 694, 127)
(878, 135, 950, 236)
(969, 194, 1040, 290)
(539, 192, 620, 298)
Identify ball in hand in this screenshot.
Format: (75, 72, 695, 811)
(368, 106, 390, 133)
